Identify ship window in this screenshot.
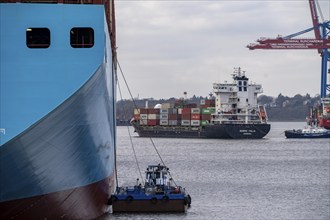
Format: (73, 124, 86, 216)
(26, 28, 50, 48)
(70, 27, 94, 48)
(239, 87, 242, 91)
(244, 87, 247, 91)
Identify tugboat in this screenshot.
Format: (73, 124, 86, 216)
(285, 110, 330, 139)
(110, 164, 191, 213)
(285, 126, 330, 138)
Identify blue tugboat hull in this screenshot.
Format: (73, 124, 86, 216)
(285, 130, 330, 138)
(111, 165, 191, 213)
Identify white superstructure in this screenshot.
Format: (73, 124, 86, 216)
(212, 67, 267, 124)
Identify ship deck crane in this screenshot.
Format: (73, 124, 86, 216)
(247, 0, 330, 98)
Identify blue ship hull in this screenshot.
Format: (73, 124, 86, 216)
(0, 2, 117, 219)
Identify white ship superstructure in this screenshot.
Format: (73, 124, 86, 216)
(212, 68, 267, 124)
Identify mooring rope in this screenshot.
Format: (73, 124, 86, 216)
(117, 74, 144, 185)
(116, 57, 178, 187)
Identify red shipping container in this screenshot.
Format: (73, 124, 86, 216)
(205, 99, 215, 107)
(182, 113, 191, 120)
(191, 114, 200, 120)
(201, 114, 211, 120)
(139, 108, 148, 114)
(147, 119, 159, 126)
(181, 108, 191, 114)
(148, 108, 160, 114)
(168, 114, 177, 120)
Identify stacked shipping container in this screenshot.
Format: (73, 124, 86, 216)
(133, 107, 215, 127)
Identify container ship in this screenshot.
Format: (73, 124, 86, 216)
(131, 68, 270, 139)
(0, 1, 117, 219)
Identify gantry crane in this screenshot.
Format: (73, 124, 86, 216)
(247, 0, 330, 98)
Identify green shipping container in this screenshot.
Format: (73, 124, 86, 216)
(201, 108, 215, 114)
(201, 120, 209, 125)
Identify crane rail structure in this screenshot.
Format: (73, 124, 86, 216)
(247, 0, 330, 98)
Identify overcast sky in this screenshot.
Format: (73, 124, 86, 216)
(115, 0, 330, 100)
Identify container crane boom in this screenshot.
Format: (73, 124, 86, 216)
(248, 38, 330, 50)
(309, 0, 322, 42)
(247, 0, 330, 98)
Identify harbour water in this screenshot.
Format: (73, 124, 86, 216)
(104, 122, 330, 219)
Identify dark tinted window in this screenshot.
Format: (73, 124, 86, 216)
(26, 28, 50, 48)
(70, 28, 94, 48)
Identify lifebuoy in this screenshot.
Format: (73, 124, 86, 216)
(326, 107, 330, 113)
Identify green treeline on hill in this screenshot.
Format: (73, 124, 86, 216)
(116, 93, 322, 123)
